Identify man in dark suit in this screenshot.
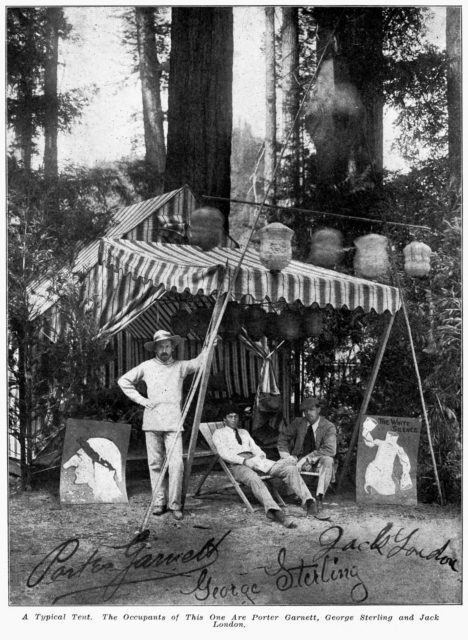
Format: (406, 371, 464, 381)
(277, 397, 336, 511)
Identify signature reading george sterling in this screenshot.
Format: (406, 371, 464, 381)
(118, 329, 207, 521)
(213, 404, 317, 528)
(277, 397, 337, 513)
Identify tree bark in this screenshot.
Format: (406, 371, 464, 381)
(43, 7, 60, 181)
(446, 7, 461, 196)
(135, 7, 166, 195)
(165, 7, 233, 231)
(17, 10, 35, 176)
(280, 7, 300, 202)
(264, 7, 277, 204)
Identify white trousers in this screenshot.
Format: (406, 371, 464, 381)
(145, 431, 184, 510)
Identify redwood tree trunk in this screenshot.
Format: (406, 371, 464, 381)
(165, 7, 233, 231)
(135, 7, 166, 195)
(281, 7, 300, 202)
(44, 7, 60, 181)
(446, 7, 461, 195)
(264, 7, 277, 204)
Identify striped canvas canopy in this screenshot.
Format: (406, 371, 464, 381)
(99, 237, 401, 316)
(27, 185, 196, 320)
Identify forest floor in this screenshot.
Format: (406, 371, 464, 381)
(9, 467, 462, 607)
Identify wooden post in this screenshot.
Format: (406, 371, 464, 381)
(182, 294, 226, 506)
(337, 312, 395, 491)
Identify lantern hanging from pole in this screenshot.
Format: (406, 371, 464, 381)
(257, 222, 294, 272)
(302, 308, 323, 337)
(243, 306, 266, 342)
(277, 309, 302, 342)
(264, 312, 280, 340)
(354, 234, 390, 280)
(189, 207, 224, 251)
(219, 302, 242, 341)
(403, 241, 431, 277)
(308, 228, 344, 268)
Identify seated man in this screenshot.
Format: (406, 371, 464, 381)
(212, 404, 316, 528)
(277, 397, 336, 512)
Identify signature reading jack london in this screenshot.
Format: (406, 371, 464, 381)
(27, 529, 231, 604)
(263, 521, 459, 604)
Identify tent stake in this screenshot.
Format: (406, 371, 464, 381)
(337, 312, 395, 491)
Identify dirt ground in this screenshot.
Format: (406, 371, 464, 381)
(9, 468, 462, 607)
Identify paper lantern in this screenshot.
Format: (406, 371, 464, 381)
(257, 223, 294, 272)
(264, 312, 280, 340)
(302, 308, 323, 337)
(243, 306, 266, 341)
(191, 308, 212, 337)
(354, 234, 389, 280)
(189, 207, 224, 251)
(308, 228, 343, 268)
(171, 310, 192, 337)
(277, 310, 302, 342)
(403, 241, 431, 277)
(219, 302, 242, 341)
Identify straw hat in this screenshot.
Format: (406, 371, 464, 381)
(144, 330, 183, 352)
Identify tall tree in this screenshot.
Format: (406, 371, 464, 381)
(165, 7, 233, 230)
(264, 7, 277, 204)
(43, 7, 60, 181)
(280, 7, 300, 202)
(446, 7, 461, 195)
(135, 7, 166, 195)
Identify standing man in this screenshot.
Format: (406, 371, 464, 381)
(213, 404, 316, 527)
(118, 329, 207, 520)
(277, 397, 336, 511)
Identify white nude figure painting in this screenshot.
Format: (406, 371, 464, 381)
(63, 437, 124, 502)
(362, 417, 413, 496)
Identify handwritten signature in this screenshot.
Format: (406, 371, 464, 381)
(27, 529, 231, 604)
(315, 522, 459, 571)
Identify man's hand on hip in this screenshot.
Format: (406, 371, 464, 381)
(143, 399, 158, 410)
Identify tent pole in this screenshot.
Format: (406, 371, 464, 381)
(181, 294, 226, 506)
(337, 312, 395, 491)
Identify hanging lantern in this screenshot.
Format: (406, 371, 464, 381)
(302, 308, 323, 337)
(219, 302, 242, 341)
(243, 306, 266, 341)
(264, 312, 280, 340)
(257, 223, 294, 272)
(189, 207, 224, 251)
(171, 309, 192, 337)
(277, 310, 302, 342)
(354, 234, 389, 280)
(191, 308, 212, 337)
(403, 241, 431, 277)
(308, 228, 344, 268)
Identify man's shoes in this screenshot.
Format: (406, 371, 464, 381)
(153, 506, 166, 516)
(267, 509, 297, 529)
(172, 509, 184, 521)
(304, 498, 317, 516)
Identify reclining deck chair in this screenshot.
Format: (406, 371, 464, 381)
(193, 422, 287, 513)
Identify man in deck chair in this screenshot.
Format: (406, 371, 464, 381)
(277, 397, 336, 513)
(212, 404, 317, 528)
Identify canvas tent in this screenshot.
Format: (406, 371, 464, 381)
(25, 185, 402, 487)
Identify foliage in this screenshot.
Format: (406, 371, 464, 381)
(7, 7, 91, 163)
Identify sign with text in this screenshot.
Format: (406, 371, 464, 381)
(60, 419, 131, 504)
(356, 415, 421, 505)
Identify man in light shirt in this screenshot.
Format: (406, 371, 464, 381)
(118, 329, 207, 521)
(277, 397, 336, 512)
(213, 405, 316, 527)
